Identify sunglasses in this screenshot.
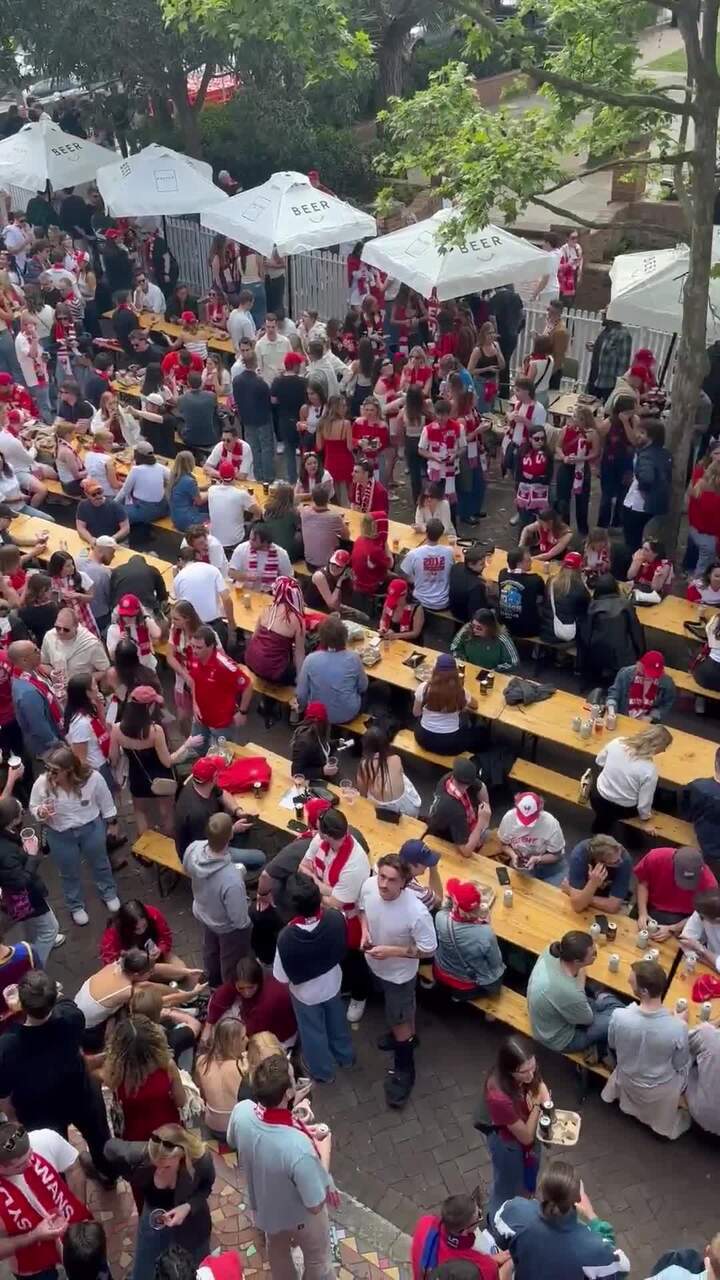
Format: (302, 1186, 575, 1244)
(55, 626, 73, 634)
(150, 1133, 180, 1153)
(2, 1125, 26, 1153)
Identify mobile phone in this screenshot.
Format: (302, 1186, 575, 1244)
(375, 806, 401, 824)
(403, 652, 425, 669)
(496, 866, 511, 886)
(594, 913, 609, 935)
(287, 819, 306, 833)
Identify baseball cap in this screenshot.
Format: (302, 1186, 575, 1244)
(0, 373, 12, 389)
(386, 578, 407, 601)
(145, 392, 164, 408)
(398, 839, 440, 868)
(305, 797, 332, 829)
(135, 439, 154, 455)
(563, 551, 583, 569)
(118, 593, 141, 617)
(447, 877, 482, 913)
(330, 549, 350, 569)
(81, 478, 103, 497)
(192, 756, 224, 783)
(514, 791, 542, 826)
(95, 535, 118, 549)
(284, 352, 304, 369)
(304, 701, 328, 722)
(128, 684, 163, 706)
(436, 654, 456, 672)
(639, 650, 665, 679)
(181, 309, 197, 324)
(453, 758, 481, 786)
(218, 460, 236, 480)
(674, 846, 704, 889)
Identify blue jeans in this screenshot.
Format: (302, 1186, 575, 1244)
(18, 504, 56, 521)
(246, 281, 267, 328)
(191, 717, 237, 754)
(565, 990, 625, 1053)
(456, 463, 486, 521)
(244, 419, 275, 482)
(131, 1206, 208, 1280)
(687, 526, 717, 577)
(230, 843, 266, 872)
(21, 907, 60, 966)
(29, 382, 53, 424)
(125, 496, 169, 524)
(45, 817, 117, 913)
(291, 991, 356, 1082)
(487, 1131, 540, 1224)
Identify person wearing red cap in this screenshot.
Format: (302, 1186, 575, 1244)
(185, 625, 253, 751)
(434, 878, 505, 998)
(305, 548, 352, 612)
(497, 793, 566, 884)
(207, 460, 260, 553)
(270, 352, 307, 486)
(106, 593, 163, 673)
(538, 552, 589, 647)
(555, 406, 599, 535)
(290, 702, 336, 783)
(204, 424, 255, 484)
(607, 650, 676, 722)
(621, 419, 672, 553)
(174, 755, 266, 874)
(378, 578, 424, 641)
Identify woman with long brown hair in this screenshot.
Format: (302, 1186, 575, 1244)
(104, 1014, 186, 1146)
(412, 653, 480, 754)
(555, 405, 599, 536)
(483, 1034, 550, 1219)
(194, 1017, 249, 1135)
(356, 725, 421, 816)
(167, 600, 205, 726)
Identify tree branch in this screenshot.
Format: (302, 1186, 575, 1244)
(530, 194, 682, 239)
(673, 84, 694, 233)
(541, 149, 695, 194)
(190, 58, 216, 114)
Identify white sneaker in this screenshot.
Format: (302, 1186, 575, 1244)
(276, 442, 285, 453)
(105, 897, 121, 913)
(509, 512, 520, 526)
(72, 909, 89, 926)
(347, 998, 367, 1024)
(52, 933, 66, 949)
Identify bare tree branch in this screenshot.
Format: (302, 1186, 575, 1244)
(530, 194, 682, 238)
(190, 59, 216, 114)
(541, 149, 695, 194)
(672, 84, 694, 233)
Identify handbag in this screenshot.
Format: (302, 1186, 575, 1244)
(549, 580, 576, 642)
(1, 888, 33, 922)
(179, 1068, 205, 1128)
(130, 749, 177, 797)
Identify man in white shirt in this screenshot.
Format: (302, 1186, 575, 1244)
(230, 337, 256, 383)
(181, 522, 229, 574)
(204, 425, 254, 481)
(0, 1123, 88, 1274)
(14, 319, 52, 423)
(229, 523, 293, 590)
(132, 271, 165, 315)
(255, 314, 291, 385)
(227, 290, 257, 352)
(497, 791, 566, 883)
(207, 462, 261, 550)
(530, 232, 562, 303)
(3, 217, 33, 273)
(40, 608, 110, 680)
(359, 854, 437, 1108)
(173, 547, 235, 635)
(306, 339, 346, 399)
(400, 518, 455, 610)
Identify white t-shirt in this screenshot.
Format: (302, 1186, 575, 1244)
(256, 334, 291, 384)
(3, 224, 30, 270)
(681, 911, 720, 969)
(359, 876, 437, 983)
(497, 809, 565, 867)
(208, 484, 255, 548)
(66, 712, 107, 770)
(229, 542, 293, 588)
(0, 1129, 78, 1263)
(84, 451, 116, 498)
(173, 562, 227, 621)
(29, 769, 116, 832)
(400, 544, 454, 609)
(206, 440, 254, 480)
(14, 334, 45, 389)
(227, 308, 256, 350)
(272, 919, 342, 1004)
(0, 429, 35, 477)
(301, 834, 370, 909)
(595, 737, 658, 819)
(180, 532, 229, 576)
(509, 400, 547, 446)
(537, 247, 562, 300)
(135, 281, 166, 313)
(415, 681, 471, 734)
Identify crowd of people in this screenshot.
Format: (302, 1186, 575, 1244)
(0, 187, 714, 1280)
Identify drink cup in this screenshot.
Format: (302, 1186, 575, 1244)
(392, 538, 400, 552)
(456, 660, 466, 679)
(262, 483, 269, 496)
(326, 755, 338, 771)
(538, 1114, 552, 1137)
(675, 998, 688, 1014)
(608, 953, 620, 973)
(606, 709, 617, 731)
(7, 755, 21, 770)
(339, 779, 357, 806)
(242, 591, 251, 608)
(292, 774, 306, 792)
(646, 918, 659, 937)
(479, 679, 488, 697)
(636, 928, 649, 949)
(684, 951, 698, 975)
(590, 922, 601, 943)
(607, 921, 618, 942)
(701, 1001, 713, 1021)
(503, 887, 513, 907)
(20, 828, 38, 856)
(571, 715, 582, 732)
(485, 672, 495, 690)
(579, 720, 592, 739)
(149, 1210, 167, 1231)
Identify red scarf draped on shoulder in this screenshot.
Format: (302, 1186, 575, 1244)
(0, 1151, 91, 1276)
(119, 614, 152, 657)
(444, 775, 476, 829)
(627, 673, 659, 718)
(311, 834, 362, 947)
(13, 668, 62, 727)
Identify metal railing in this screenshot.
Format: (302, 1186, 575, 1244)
(514, 304, 679, 389)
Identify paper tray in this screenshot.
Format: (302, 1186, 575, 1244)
(538, 1108, 581, 1146)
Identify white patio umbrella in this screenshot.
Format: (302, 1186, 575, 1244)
(97, 144, 227, 217)
(360, 210, 555, 301)
(608, 232, 720, 339)
(201, 169, 376, 254)
(0, 120, 115, 192)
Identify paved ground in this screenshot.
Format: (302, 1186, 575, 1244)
(30, 457, 720, 1277)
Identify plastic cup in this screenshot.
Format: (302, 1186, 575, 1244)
(675, 998, 688, 1014)
(2, 984, 18, 1010)
(684, 951, 698, 975)
(608, 954, 620, 973)
(7, 755, 21, 770)
(149, 1210, 167, 1231)
(242, 592, 251, 608)
(292, 774, 306, 792)
(20, 828, 38, 856)
(339, 779, 357, 806)
(503, 888, 513, 907)
(571, 715, 582, 732)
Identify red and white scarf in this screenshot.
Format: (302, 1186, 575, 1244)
(0, 1151, 91, 1276)
(634, 556, 672, 591)
(425, 420, 460, 494)
(380, 598, 415, 634)
(255, 1105, 323, 1158)
(516, 449, 550, 511)
(627, 673, 659, 718)
(445, 774, 476, 829)
(538, 527, 558, 556)
(562, 426, 590, 494)
(462, 408, 485, 471)
(248, 543, 280, 590)
(117, 613, 152, 657)
(506, 398, 537, 448)
(351, 477, 376, 512)
(72, 711, 110, 759)
(584, 544, 610, 574)
(311, 834, 362, 945)
(51, 577, 99, 639)
(13, 668, 63, 726)
(221, 440, 245, 470)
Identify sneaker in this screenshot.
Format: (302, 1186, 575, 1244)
(276, 442, 285, 453)
(509, 512, 520, 526)
(52, 933, 66, 949)
(104, 897, 121, 913)
(346, 998, 367, 1024)
(72, 909, 89, 926)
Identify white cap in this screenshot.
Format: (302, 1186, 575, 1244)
(95, 535, 118, 548)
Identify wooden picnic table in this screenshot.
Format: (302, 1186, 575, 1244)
(10, 514, 176, 591)
(547, 391, 602, 419)
(104, 310, 235, 356)
(664, 959, 715, 1027)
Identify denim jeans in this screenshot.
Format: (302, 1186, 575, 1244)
(291, 992, 356, 1082)
(244, 419, 275, 482)
(191, 717, 237, 754)
(29, 382, 53, 424)
(487, 1130, 539, 1223)
(22, 907, 60, 966)
(404, 436, 424, 505)
(687, 526, 718, 577)
(229, 843, 266, 872)
(18, 504, 56, 521)
(125, 496, 169, 525)
(0, 330, 24, 383)
(565, 990, 626, 1052)
(246, 280, 267, 328)
(45, 817, 117, 913)
(131, 1206, 208, 1280)
(456, 463, 486, 522)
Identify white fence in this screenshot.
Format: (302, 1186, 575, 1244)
(514, 304, 679, 390)
(165, 216, 214, 296)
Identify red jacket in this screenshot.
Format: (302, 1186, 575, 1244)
(99, 904, 173, 965)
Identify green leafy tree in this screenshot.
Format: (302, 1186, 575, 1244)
(379, 0, 717, 533)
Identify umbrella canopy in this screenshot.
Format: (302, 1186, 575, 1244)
(360, 210, 555, 301)
(608, 233, 720, 339)
(201, 170, 376, 255)
(97, 144, 227, 217)
(0, 120, 115, 192)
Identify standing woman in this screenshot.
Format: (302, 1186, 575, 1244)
(0, 271, 23, 382)
(209, 236, 240, 297)
(116, 444, 170, 525)
(241, 247, 266, 327)
(105, 1125, 214, 1280)
(450, 379, 490, 526)
(297, 379, 328, 458)
(523, 334, 554, 408)
(110, 686, 199, 837)
(686, 455, 720, 576)
(103, 1015, 185, 1151)
(482, 1035, 550, 1221)
(515, 427, 554, 531)
(400, 346, 433, 399)
(0, 795, 62, 964)
(64, 672, 123, 849)
(29, 746, 119, 926)
(555, 406, 599, 537)
(316, 396, 354, 507)
(167, 451, 209, 533)
(342, 337, 379, 419)
(595, 394, 637, 529)
(395, 384, 429, 506)
(468, 321, 505, 414)
(167, 600, 208, 727)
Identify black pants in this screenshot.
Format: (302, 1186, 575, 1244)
(621, 506, 649, 555)
(60, 1078, 114, 1179)
(694, 656, 720, 691)
(598, 457, 630, 528)
(555, 463, 590, 536)
(415, 722, 487, 756)
(342, 947, 372, 1002)
(589, 781, 637, 835)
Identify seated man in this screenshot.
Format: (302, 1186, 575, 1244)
(400, 518, 455, 612)
(562, 834, 632, 915)
(497, 792, 566, 884)
(635, 845, 717, 937)
(228, 522, 293, 591)
(679, 889, 720, 971)
(427, 760, 492, 860)
(607, 650, 675, 722)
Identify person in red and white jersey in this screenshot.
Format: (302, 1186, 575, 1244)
(418, 399, 464, 501)
(185, 626, 253, 752)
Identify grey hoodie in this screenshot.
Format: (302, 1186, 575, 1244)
(183, 841, 249, 933)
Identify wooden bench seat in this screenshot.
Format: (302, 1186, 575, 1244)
(133, 830, 186, 896)
(665, 664, 720, 704)
(508, 759, 695, 846)
(391, 728, 471, 770)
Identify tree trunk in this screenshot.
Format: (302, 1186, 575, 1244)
(376, 28, 409, 107)
(166, 65, 203, 157)
(665, 99, 719, 542)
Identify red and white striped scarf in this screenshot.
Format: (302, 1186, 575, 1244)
(351, 478, 376, 512)
(248, 543, 279, 589)
(445, 774, 476, 829)
(562, 426, 590, 494)
(72, 711, 110, 759)
(51, 577, 100, 639)
(627, 673, 659, 718)
(13, 668, 63, 726)
(118, 613, 152, 657)
(380, 598, 414, 634)
(221, 440, 245, 469)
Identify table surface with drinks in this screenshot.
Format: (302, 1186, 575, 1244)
(10, 514, 177, 591)
(663, 952, 717, 1027)
(103, 309, 236, 356)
